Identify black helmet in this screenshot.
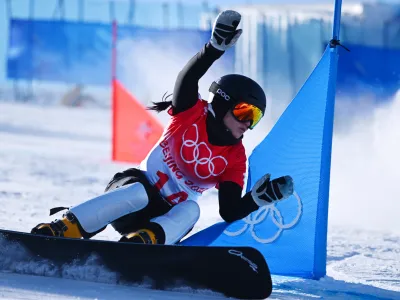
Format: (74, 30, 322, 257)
(209, 74, 266, 127)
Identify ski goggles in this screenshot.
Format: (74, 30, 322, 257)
(231, 102, 264, 129)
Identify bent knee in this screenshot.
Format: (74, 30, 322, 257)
(176, 200, 200, 224)
(150, 200, 200, 244)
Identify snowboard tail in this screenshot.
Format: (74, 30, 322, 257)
(0, 229, 272, 299)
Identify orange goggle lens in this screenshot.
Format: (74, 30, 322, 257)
(231, 102, 263, 129)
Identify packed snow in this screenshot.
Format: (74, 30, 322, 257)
(0, 92, 399, 299)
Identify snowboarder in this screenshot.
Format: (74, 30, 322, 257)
(31, 10, 294, 245)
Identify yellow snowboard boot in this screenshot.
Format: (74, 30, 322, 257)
(31, 214, 82, 238)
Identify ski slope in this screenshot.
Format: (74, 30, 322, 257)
(0, 98, 399, 300)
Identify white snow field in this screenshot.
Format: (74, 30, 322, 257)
(0, 94, 400, 299)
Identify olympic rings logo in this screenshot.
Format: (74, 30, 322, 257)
(224, 191, 303, 243)
(180, 124, 228, 179)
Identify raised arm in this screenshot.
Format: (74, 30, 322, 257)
(171, 10, 242, 114)
(171, 43, 224, 114)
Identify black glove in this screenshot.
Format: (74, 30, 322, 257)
(210, 10, 242, 51)
(251, 174, 294, 206)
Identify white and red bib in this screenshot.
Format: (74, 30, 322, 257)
(140, 100, 246, 205)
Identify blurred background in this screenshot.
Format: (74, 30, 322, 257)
(1, 0, 399, 112)
(0, 0, 399, 232)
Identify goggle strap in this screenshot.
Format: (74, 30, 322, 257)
(209, 82, 220, 94)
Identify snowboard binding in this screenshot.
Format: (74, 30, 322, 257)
(119, 228, 158, 244)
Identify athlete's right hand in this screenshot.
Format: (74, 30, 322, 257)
(210, 10, 242, 52)
(251, 174, 294, 207)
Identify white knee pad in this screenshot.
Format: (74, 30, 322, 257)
(151, 200, 200, 245)
(70, 182, 149, 233)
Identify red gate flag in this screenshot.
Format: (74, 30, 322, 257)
(112, 79, 164, 163)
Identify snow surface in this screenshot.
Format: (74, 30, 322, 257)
(0, 95, 400, 299)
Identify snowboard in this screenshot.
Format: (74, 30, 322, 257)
(0, 229, 272, 299)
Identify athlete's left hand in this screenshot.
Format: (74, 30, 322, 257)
(251, 174, 294, 207)
(210, 10, 242, 52)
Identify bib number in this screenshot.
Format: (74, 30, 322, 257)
(154, 170, 188, 205)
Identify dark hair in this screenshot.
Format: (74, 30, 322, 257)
(147, 92, 173, 113)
